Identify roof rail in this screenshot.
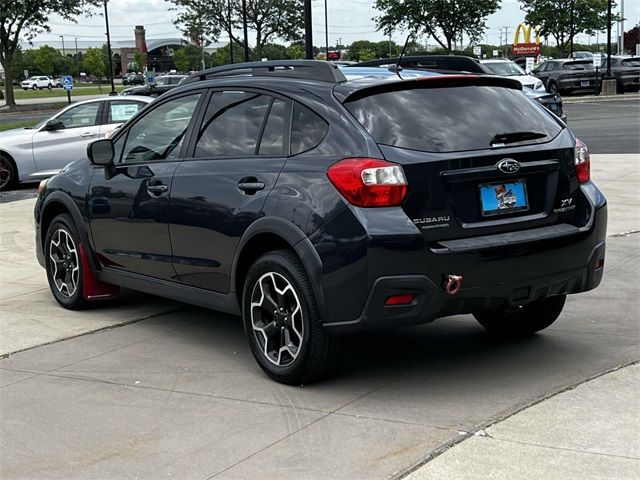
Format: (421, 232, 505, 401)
(181, 60, 347, 85)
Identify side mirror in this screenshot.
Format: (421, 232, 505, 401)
(87, 139, 114, 166)
(44, 119, 65, 131)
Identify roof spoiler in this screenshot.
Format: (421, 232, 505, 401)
(181, 60, 347, 85)
(335, 74, 523, 103)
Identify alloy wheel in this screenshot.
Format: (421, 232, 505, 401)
(49, 228, 80, 297)
(0, 157, 11, 189)
(250, 272, 304, 367)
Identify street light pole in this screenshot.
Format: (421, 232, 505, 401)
(304, 0, 313, 59)
(241, 0, 249, 61)
(227, 0, 234, 63)
(570, 0, 574, 57)
(103, 0, 116, 95)
(606, 0, 612, 78)
(60, 35, 66, 56)
(324, 0, 329, 60)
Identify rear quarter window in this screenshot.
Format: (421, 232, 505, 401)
(290, 103, 328, 155)
(344, 85, 562, 153)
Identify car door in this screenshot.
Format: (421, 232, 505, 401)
(31, 101, 103, 175)
(533, 62, 551, 86)
(88, 92, 203, 280)
(99, 99, 148, 138)
(169, 90, 291, 292)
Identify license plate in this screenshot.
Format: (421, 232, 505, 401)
(581, 81, 590, 86)
(479, 180, 529, 216)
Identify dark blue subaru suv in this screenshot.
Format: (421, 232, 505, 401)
(34, 61, 607, 384)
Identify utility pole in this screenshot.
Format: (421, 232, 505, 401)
(324, 0, 329, 60)
(103, 0, 116, 95)
(74, 38, 78, 56)
(227, 0, 234, 63)
(241, 0, 249, 61)
(337, 37, 342, 60)
(389, 33, 392, 57)
(59, 36, 66, 56)
(201, 35, 206, 70)
(304, 0, 313, 59)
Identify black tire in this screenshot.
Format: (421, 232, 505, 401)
(547, 82, 558, 94)
(0, 153, 18, 191)
(32, 84, 37, 90)
(47, 84, 52, 90)
(44, 214, 88, 310)
(242, 250, 341, 384)
(473, 295, 566, 337)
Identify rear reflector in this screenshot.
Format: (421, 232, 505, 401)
(384, 294, 416, 306)
(327, 158, 408, 207)
(574, 138, 590, 183)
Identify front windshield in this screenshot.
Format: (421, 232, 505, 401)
(485, 62, 526, 76)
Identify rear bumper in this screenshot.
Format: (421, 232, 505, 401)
(317, 183, 607, 334)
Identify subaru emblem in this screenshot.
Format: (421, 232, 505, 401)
(497, 159, 521, 174)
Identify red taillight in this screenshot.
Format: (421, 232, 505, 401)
(574, 138, 590, 183)
(326, 158, 408, 207)
(384, 294, 416, 306)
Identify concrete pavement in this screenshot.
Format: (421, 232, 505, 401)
(0, 155, 638, 479)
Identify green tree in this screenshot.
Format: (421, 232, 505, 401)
(133, 51, 147, 72)
(0, 0, 100, 108)
(169, 0, 303, 61)
(286, 43, 305, 59)
(260, 43, 288, 60)
(31, 45, 60, 76)
(83, 47, 106, 91)
(359, 49, 376, 62)
(520, 0, 616, 54)
(374, 0, 500, 52)
(347, 40, 377, 61)
(174, 44, 205, 71)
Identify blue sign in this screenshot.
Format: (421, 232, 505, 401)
(62, 75, 74, 91)
(146, 73, 156, 86)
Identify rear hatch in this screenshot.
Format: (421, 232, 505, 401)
(341, 77, 582, 243)
(562, 60, 599, 87)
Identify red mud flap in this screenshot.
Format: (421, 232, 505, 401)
(79, 243, 119, 301)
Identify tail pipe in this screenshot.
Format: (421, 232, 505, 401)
(444, 274, 463, 296)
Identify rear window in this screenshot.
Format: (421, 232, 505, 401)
(622, 58, 640, 67)
(344, 86, 562, 153)
(563, 61, 594, 70)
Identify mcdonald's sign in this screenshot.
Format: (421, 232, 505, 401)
(512, 23, 541, 56)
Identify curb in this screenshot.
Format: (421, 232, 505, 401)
(563, 93, 640, 104)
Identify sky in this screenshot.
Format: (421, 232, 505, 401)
(25, 0, 640, 50)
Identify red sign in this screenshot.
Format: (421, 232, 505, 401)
(512, 43, 541, 56)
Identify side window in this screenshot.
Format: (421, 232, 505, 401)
(120, 93, 200, 164)
(194, 91, 271, 158)
(290, 102, 328, 155)
(56, 103, 100, 129)
(107, 101, 144, 123)
(258, 98, 288, 156)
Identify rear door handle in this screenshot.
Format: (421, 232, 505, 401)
(80, 132, 97, 138)
(147, 182, 169, 195)
(238, 178, 265, 194)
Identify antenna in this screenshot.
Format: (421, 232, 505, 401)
(390, 33, 412, 76)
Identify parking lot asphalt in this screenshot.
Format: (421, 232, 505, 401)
(1, 154, 638, 479)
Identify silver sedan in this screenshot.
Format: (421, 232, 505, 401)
(0, 96, 153, 191)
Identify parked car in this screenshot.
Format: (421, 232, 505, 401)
(599, 56, 640, 93)
(523, 87, 566, 122)
(568, 51, 594, 60)
(53, 78, 64, 88)
(533, 59, 599, 94)
(120, 75, 188, 98)
(354, 55, 492, 74)
(480, 59, 545, 91)
(0, 96, 152, 191)
(122, 73, 145, 86)
(21, 76, 53, 90)
(34, 61, 606, 384)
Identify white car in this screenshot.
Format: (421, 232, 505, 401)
(0, 96, 153, 191)
(480, 59, 546, 92)
(21, 76, 54, 90)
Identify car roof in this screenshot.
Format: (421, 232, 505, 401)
(480, 59, 513, 63)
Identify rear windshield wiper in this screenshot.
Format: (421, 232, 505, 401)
(491, 131, 548, 146)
